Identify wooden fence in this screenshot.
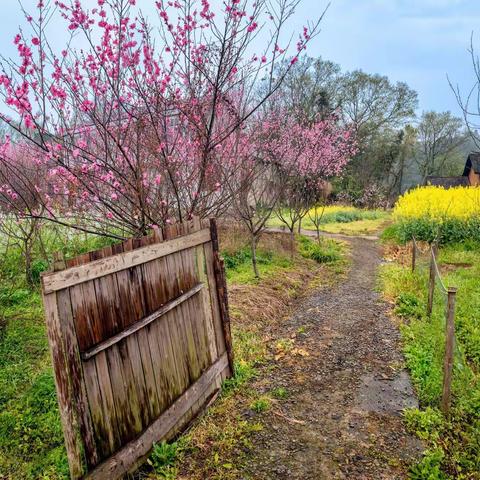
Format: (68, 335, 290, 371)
(411, 237, 456, 415)
(40, 218, 233, 479)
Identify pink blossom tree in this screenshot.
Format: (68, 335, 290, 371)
(227, 109, 357, 276)
(0, 0, 323, 238)
(274, 114, 357, 254)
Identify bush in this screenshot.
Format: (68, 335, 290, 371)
(222, 246, 273, 270)
(298, 235, 342, 263)
(30, 259, 49, 284)
(395, 218, 480, 244)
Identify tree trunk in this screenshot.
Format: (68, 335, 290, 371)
(289, 228, 295, 260)
(24, 241, 34, 288)
(251, 235, 260, 279)
(298, 218, 302, 234)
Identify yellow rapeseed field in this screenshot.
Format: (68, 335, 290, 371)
(306, 205, 358, 216)
(394, 186, 480, 221)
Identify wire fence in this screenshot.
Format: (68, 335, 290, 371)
(411, 236, 457, 416)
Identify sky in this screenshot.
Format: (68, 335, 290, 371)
(1, 0, 479, 118)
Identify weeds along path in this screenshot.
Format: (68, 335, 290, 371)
(242, 237, 422, 480)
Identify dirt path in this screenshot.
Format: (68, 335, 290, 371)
(241, 237, 422, 479)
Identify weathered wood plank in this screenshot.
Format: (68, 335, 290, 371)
(42, 228, 211, 294)
(84, 353, 229, 480)
(193, 218, 218, 364)
(210, 219, 234, 375)
(56, 288, 100, 467)
(90, 245, 146, 443)
(140, 228, 186, 407)
(81, 283, 204, 360)
(42, 291, 84, 479)
(68, 254, 121, 457)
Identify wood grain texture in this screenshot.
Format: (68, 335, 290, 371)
(42, 290, 84, 478)
(42, 228, 211, 293)
(81, 283, 204, 360)
(84, 353, 229, 480)
(210, 219, 234, 375)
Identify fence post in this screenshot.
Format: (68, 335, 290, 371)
(411, 238, 416, 272)
(441, 287, 457, 416)
(209, 218, 235, 376)
(426, 243, 438, 316)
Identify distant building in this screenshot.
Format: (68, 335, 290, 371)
(425, 152, 480, 188)
(463, 152, 480, 186)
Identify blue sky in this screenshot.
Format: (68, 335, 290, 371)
(1, 0, 479, 117)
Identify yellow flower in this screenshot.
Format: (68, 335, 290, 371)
(394, 186, 480, 222)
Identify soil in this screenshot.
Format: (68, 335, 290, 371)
(240, 236, 423, 480)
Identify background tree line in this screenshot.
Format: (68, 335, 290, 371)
(272, 56, 472, 206)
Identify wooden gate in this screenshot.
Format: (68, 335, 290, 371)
(40, 218, 233, 479)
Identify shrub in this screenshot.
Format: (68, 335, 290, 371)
(298, 235, 342, 263)
(306, 205, 383, 225)
(222, 246, 274, 270)
(410, 449, 447, 480)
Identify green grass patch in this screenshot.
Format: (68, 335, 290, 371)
(222, 246, 293, 284)
(298, 235, 343, 263)
(0, 295, 68, 479)
(379, 241, 480, 479)
(268, 207, 390, 236)
(249, 397, 271, 413)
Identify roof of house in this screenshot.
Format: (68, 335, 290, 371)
(463, 152, 480, 176)
(425, 176, 470, 188)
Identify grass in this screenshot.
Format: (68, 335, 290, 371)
(222, 245, 293, 284)
(0, 296, 68, 479)
(320, 217, 390, 235)
(268, 206, 391, 236)
(379, 239, 480, 479)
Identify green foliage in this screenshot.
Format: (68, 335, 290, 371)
(298, 235, 342, 263)
(222, 245, 292, 284)
(394, 292, 423, 319)
(148, 441, 183, 479)
(321, 209, 383, 224)
(394, 218, 480, 245)
(30, 259, 49, 284)
(380, 241, 480, 478)
(0, 370, 67, 479)
(271, 387, 288, 399)
(381, 223, 401, 242)
(410, 449, 448, 480)
(249, 397, 271, 413)
(404, 408, 444, 442)
(222, 246, 273, 270)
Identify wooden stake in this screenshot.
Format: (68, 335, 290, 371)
(441, 287, 457, 416)
(411, 240, 416, 272)
(426, 243, 438, 316)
